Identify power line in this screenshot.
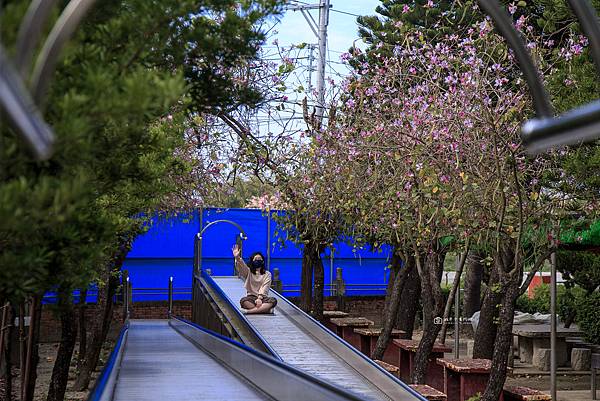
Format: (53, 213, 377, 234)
(330, 8, 361, 18)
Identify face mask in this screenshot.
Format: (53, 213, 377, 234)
(252, 259, 265, 269)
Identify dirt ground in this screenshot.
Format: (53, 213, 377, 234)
(506, 373, 592, 392)
(0, 341, 113, 401)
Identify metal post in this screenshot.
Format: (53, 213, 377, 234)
(335, 267, 345, 311)
(550, 251, 557, 401)
(197, 234, 203, 277)
(315, 0, 330, 124)
(267, 208, 271, 272)
(125, 277, 131, 320)
(454, 256, 461, 359)
(273, 268, 283, 293)
(329, 246, 334, 297)
(168, 276, 173, 317)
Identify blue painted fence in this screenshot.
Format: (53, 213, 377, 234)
(122, 208, 393, 301)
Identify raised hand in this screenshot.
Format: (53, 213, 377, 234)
(232, 244, 241, 258)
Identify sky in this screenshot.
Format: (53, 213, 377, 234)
(254, 0, 382, 133)
(275, 1, 382, 54)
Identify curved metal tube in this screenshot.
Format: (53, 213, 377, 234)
(31, 0, 97, 106)
(0, 46, 54, 159)
(198, 219, 248, 239)
(522, 99, 600, 153)
(565, 0, 600, 78)
(15, 0, 60, 76)
(477, 0, 553, 118)
(195, 219, 247, 276)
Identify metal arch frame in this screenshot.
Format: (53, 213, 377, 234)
(476, 0, 553, 118)
(15, 0, 60, 76)
(0, 47, 54, 159)
(1, 0, 97, 160)
(30, 0, 98, 106)
(478, 3, 600, 400)
(478, 0, 600, 154)
(194, 219, 248, 276)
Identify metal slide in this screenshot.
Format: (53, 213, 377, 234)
(206, 273, 426, 401)
(88, 318, 367, 401)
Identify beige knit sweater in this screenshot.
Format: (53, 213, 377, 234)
(235, 256, 272, 297)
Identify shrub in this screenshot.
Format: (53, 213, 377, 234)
(515, 284, 583, 324)
(575, 291, 600, 344)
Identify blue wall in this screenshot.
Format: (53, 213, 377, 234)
(124, 208, 393, 301)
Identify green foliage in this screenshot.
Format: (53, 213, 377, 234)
(0, 0, 280, 301)
(515, 283, 587, 324)
(561, 220, 600, 247)
(575, 291, 600, 344)
(466, 393, 481, 401)
(556, 249, 600, 293)
(516, 284, 552, 314)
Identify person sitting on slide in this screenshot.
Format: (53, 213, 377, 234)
(232, 244, 278, 314)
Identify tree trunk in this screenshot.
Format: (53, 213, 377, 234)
(1, 304, 14, 401)
(372, 252, 410, 360)
(439, 251, 468, 344)
(462, 252, 483, 319)
(0, 301, 7, 378)
(46, 290, 77, 401)
(473, 262, 501, 359)
(412, 247, 446, 384)
(22, 295, 42, 401)
(312, 244, 326, 322)
(382, 264, 399, 325)
(300, 245, 314, 314)
(481, 243, 521, 401)
(481, 278, 519, 401)
(73, 235, 132, 391)
(72, 272, 118, 391)
(396, 256, 420, 339)
(76, 289, 87, 371)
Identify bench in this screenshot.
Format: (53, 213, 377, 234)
(513, 324, 582, 367)
(503, 386, 551, 401)
(354, 327, 406, 361)
(395, 339, 451, 392)
(328, 317, 374, 350)
(322, 310, 349, 331)
(374, 359, 399, 378)
(409, 384, 447, 401)
(436, 358, 501, 401)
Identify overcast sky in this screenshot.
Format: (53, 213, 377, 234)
(275, 1, 382, 54)
(251, 1, 382, 134)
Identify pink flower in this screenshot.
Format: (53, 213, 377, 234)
(402, 4, 410, 13)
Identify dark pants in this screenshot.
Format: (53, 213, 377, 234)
(240, 294, 277, 309)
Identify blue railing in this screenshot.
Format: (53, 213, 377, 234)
(86, 323, 128, 401)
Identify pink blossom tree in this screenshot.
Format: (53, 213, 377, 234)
(312, 19, 565, 399)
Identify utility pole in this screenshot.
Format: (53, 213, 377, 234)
(307, 44, 316, 94)
(315, 0, 330, 125)
(286, 1, 331, 126)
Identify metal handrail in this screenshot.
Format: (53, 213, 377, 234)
(197, 270, 281, 359)
(86, 323, 128, 401)
(266, 286, 428, 401)
(169, 316, 367, 401)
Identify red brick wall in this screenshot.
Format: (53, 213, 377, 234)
(38, 296, 385, 342)
(288, 296, 386, 326)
